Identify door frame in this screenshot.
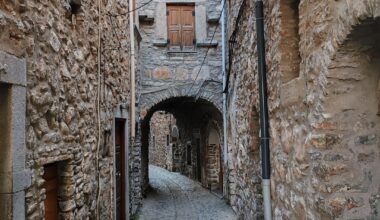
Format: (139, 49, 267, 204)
(0, 51, 31, 220)
(113, 104, 129, 220)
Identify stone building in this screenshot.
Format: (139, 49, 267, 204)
(135, 0, 225, 198)
(0, 0, 132, 219)
(225, 0, 380, 219)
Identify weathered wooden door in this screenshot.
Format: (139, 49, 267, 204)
(167, 5, 182, 51)
(167, 5, 195, 51)
(43, 163, 59, 220)
(181, 5, 195, 51)
(219, 145, 223, 191)
(196, 138, 201, 181)
(115, 120, 126, 220)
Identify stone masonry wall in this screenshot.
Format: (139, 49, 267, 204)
(226, 0, 380, 219)
(149, 111, 175, 169)
(0, 0, 131, 219)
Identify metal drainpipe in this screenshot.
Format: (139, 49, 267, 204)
(255, 1, 272, 219)
(129, 0, 136, 140)
(221, 0, 228, 197)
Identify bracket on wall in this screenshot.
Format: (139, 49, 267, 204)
(139, 15, 154, 24)
(196, 39, 218, 48)
(153, 39, 168, 47)
(207, 16, 220, 24)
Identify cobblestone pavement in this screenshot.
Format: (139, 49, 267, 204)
(136, 165, 237, 220)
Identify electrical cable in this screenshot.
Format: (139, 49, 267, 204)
(108, 0, 154, 17)
(108, 14, 123, 50)
(224, 0, 247, 93)
(186, 0, 227, 97)
(96, 0, 102, 218)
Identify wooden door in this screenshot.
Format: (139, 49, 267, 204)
(219, 145, 223, 191)
(167, 5, 182, 51)
(167, 5, 195, 51)
(196, 138, 201, 181)
(181, 5, 195, 51)
(43, 163, 59, 220)
(115, 120, 126, 220)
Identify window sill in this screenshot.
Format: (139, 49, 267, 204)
(167, 50, 197, 54)
(196, 40, 218, 48)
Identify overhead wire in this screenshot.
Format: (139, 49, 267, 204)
(108, 14, 123, 50)
(108, 0, 154, 17)
(224, 0, 247, 93)
(186, 0, 227, 97)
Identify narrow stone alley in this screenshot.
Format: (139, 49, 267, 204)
(1, 0, 380, 219)
(136, 165, 236, 220)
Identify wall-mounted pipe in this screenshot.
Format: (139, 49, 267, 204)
(221, 0, 228, 197)
(130, 0, 136, 140)
(255, 1, 272, 220)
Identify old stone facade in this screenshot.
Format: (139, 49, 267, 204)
(0, 0, 132, 219)
(135, 0, 225, 199)
(226, 0, 380, 219)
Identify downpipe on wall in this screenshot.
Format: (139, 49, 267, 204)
(129, 0, 136, 141)
(255, 1, 272, 220)
(221, 0, 228, 197)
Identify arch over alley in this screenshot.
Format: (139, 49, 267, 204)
(139, 96, 226, 197)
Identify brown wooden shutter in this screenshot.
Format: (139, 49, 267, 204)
(181, 5, 195, 51)
(167, 5, 182, 51)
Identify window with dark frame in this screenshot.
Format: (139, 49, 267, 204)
(167, 4, 195, 51)
(166, 134, 170, 146)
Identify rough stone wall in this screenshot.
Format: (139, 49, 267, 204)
(226, 0, 380, 219)
(149, 111, 174, 169)
(205, 127, 222, 191)
(225, 0, 263, 218)
(0, 0, 131, 219)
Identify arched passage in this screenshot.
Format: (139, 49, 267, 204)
(140, 96, 224, 195)
(316, 17, 380, 218)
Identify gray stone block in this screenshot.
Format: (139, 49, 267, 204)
(0, 51, 26, 86)
(13, 169, 32, 192)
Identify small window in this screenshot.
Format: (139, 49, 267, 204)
(187, 145, 192, 165)
(167, 4, 195, 51)
(166, 134, 170, 146)
(69, 0, 81, 14)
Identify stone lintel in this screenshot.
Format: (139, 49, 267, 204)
(0, 51, 26, 87)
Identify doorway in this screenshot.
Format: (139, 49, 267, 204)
(43, 163, 59, 220)
(196, 138, 201, 182)
(115, 119, 126, 220)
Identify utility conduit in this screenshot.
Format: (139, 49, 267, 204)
(255, 1, 272, 219)
(130, 0, 136, 140)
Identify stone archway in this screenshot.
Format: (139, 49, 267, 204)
(138, 96, 223, 195)
(313, 17, 380, 219)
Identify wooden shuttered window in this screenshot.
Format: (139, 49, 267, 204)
(167, 5, 195, 51)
